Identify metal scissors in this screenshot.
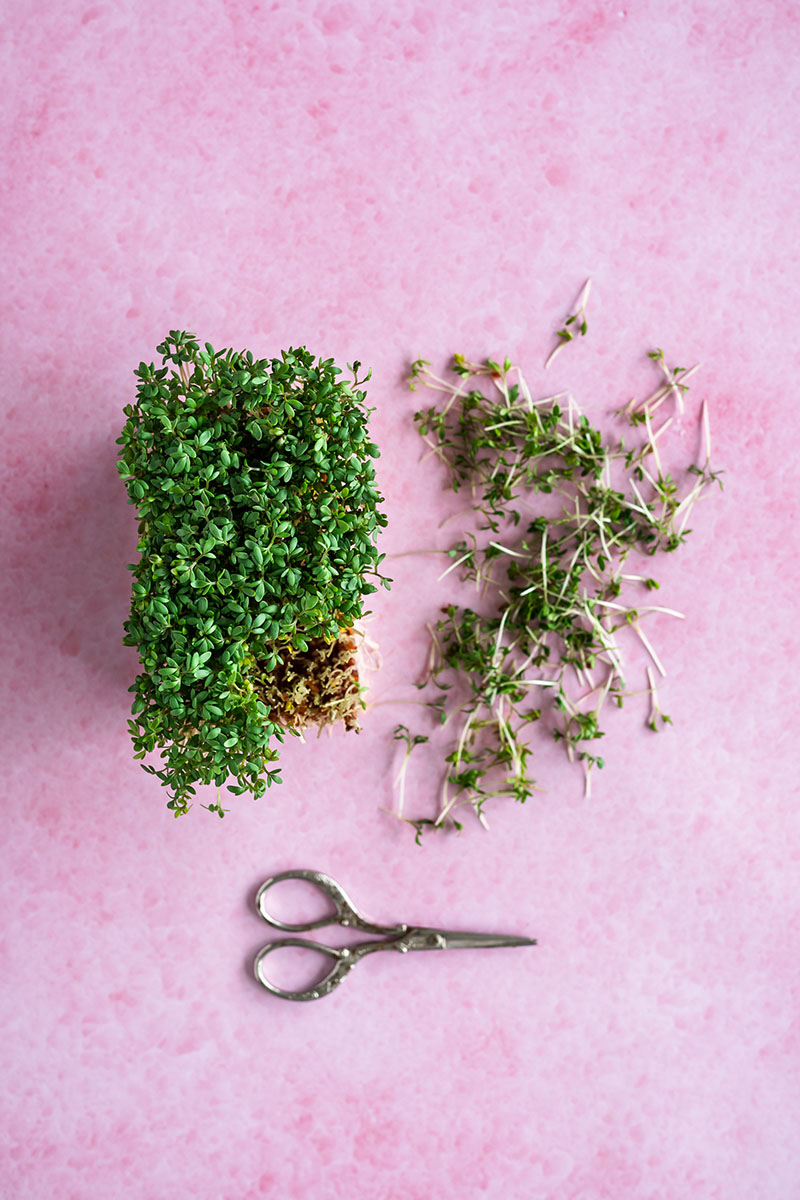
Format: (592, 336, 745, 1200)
(253, 868, 536, 1001)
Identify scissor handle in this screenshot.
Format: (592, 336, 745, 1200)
(255, 869, 405, 937)
(253, 934, 412, 1001)
(253, 938, 356, 1002)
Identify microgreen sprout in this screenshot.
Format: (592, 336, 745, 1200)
(545, 278, 592, 370)
(401, 336, 722, 835)
(391, 724, 430, 818)
(117, 334, 389, 816)
(645, 666, 673, 732)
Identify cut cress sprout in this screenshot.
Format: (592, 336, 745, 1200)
(393, 325, 722, 837)
(391, 725, 429, 821)
(545, 278, 592, 370)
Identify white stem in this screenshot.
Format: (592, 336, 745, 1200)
(414, 368, 458, 392)
(638, 605, 685, 619)
(453, 704, 481, 770)
(531, 390, 570, 408)
(643, 406, 663, 478)
(639, 465, 659, 491)
(602, 452, 612, 489)
(512, 646, 537, 678)
(484, 418, 523, 433)
(582, 603, 624, 674)
(556, 542, 585, 602)
(702, 398, 712, 465)
(439, 374, 471, 418)
(493, 607, 510, 666)
(591, 599, 684, 621)
(646, 665, 659, 727)
(419, 441, 450, 468)
(630, 478, 655, 521)
(435, 773, 453, 827)
(489, 541, 527, 559)
(659, 360, 701, 418)
(674, 382, 684, 416)
(575, 277, 592, 313)
(630, 381, 670, 417)
(438, 505, 478, 529)
(633, 621, 666, 677)
(394, 759, 408, 818)
(516, 368, 533, 411)
(677, 491, 704, 538)
(544, 340, 569, 371)
(623, 498, 655, 523)
(629, 363, 698, 418)
(491, 372, 509, 402)
(592, 511, 612, 561)
(504, 456, 521, 495)
(495, 703, 521, 777)
(672, 478, 704, 518)
(593, 669, 615, 716)
(437, 550, 472, 582)
(418, 623, 441, 687)
(660, 367, 684, 417)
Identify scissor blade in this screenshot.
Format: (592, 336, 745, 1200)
(409, 927, 536, 951)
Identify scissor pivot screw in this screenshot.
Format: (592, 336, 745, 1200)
(340, 948, 351, 958)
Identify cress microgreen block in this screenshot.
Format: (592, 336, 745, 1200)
(117, 334, 389, 817)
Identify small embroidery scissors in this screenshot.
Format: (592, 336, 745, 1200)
(253, 868, 537, 1001)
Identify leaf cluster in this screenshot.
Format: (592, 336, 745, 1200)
(117, 333, 389, 815)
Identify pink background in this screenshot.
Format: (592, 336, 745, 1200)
(2, 1, 800, 1196)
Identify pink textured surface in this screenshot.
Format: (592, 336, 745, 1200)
(2, 1, 799, 1197)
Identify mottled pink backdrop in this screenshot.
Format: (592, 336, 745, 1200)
(2, 1, 799, 1197)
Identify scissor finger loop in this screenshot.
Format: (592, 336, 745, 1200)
(253, 937, 356, 1002)
(257, 868, 405, 938)
(256, 869, 350, 932)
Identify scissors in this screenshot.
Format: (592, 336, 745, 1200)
(253, 868, 536, 1001)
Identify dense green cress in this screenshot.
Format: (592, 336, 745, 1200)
(117, 332, 389, 816)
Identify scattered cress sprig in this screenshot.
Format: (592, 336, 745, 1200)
(545, 278, 592, 370)
(394, 340, 722, 836)
(391, 724, 430, 820)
